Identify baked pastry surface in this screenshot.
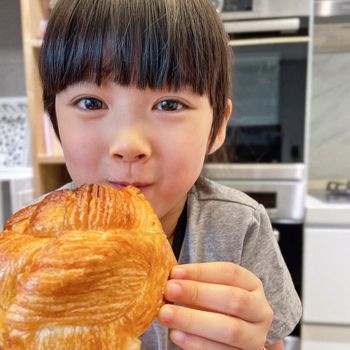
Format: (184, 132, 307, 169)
(0, 185, 176, 350)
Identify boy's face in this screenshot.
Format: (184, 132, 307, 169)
(55, 82, 230, 234)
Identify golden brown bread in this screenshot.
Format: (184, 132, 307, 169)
(0, 185, 176, 350)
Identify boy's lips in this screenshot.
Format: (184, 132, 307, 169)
(107, 181, 152, 190)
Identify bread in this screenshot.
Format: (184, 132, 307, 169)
(0, 185, 176, 350)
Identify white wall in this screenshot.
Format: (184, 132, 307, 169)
(308, 51, 350, 180)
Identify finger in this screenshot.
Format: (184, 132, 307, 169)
(165, 279, 267, 322)
(158, 304, 264, 350)
(171, 262, 262, 292)
(170, 330, 241, 350)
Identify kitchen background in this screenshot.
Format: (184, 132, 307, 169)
(0, 1, 349, 350)
(0, 2, 25, 97)
(0, 1, 32, 232)
(309, 51, 350, 181)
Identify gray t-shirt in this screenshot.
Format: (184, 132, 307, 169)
(44, 176, 302, 348)
(140, 176, 302, 348)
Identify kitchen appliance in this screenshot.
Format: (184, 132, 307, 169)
(315, 0, 350, 16)
(203, 164, 305, 222)
(205, 0, 311, 221)
(212, 0, 309, 19)
(208, 0, 310, 166)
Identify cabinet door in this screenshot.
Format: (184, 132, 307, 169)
(303, 227, 350, 324)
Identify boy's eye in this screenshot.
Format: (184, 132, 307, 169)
(75, 97, 106, 110)
(154, 99, 186, 112)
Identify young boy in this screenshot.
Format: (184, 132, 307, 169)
(39, 0, 302, 349)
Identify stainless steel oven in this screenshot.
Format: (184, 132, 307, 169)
(206, 0, 312, 203)
(205, 0, 311, 222)
(205, 164, 305, 222)
(209, 0, 310, 166)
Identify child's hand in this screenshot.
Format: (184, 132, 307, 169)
(158, 262, 273, 350)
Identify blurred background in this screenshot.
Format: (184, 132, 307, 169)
(0, 1, 349, 349)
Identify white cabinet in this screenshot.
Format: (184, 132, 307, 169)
(301, 194, 350, 350)
(302, 324, 350, 350)
(303, 227, 350, 323)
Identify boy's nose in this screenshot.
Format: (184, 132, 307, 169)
(109, 128, 151, 163)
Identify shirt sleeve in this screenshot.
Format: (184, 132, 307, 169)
(240, 204, 302, 345)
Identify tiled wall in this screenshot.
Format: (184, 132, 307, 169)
(0, 2, 25, 97)
(308, 52, 350, 180)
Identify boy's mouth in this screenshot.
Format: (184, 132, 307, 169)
(107, 181, 151, 190)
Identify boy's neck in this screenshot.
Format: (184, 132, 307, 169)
(160, 198, 187, 241)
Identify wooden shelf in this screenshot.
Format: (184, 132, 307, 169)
(31, 38, 43, 48)
(37, 154, 65, 164)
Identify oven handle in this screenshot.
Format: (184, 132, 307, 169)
(229, 36, 310, 47)
(223, 18, 301, 34)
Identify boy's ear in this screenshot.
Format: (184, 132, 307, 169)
(207, 99, 232, 155)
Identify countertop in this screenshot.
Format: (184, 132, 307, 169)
(306, 192, 350, 226)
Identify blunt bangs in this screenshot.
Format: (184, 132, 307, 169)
(39, 0, 231, 145)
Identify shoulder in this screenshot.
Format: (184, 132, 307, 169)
(189, 176, 260, 214)
(187, 176, 272, 236)
(184, 177, 270, 263)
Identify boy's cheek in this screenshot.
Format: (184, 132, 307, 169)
(62, 146, 100, 186)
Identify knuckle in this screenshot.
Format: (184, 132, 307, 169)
(188, 283, 200, 305)
(227, 262, 241, 284)
(226, 321, 242, 346)
(261, 295, 274, 322)
(227, 289, 248, 315)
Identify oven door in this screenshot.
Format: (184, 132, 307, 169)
(207, 18, 309, 164)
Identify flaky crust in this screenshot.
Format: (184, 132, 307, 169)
(0, 185, 176, 350)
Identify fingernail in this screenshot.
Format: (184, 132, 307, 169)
(171, 330, 186, 344)
(171, 266, 186, 279)
(166, 282, 182, 299)
(159, 305, 174, 322)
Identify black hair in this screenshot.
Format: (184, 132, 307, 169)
(39, 0, 231, 148)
